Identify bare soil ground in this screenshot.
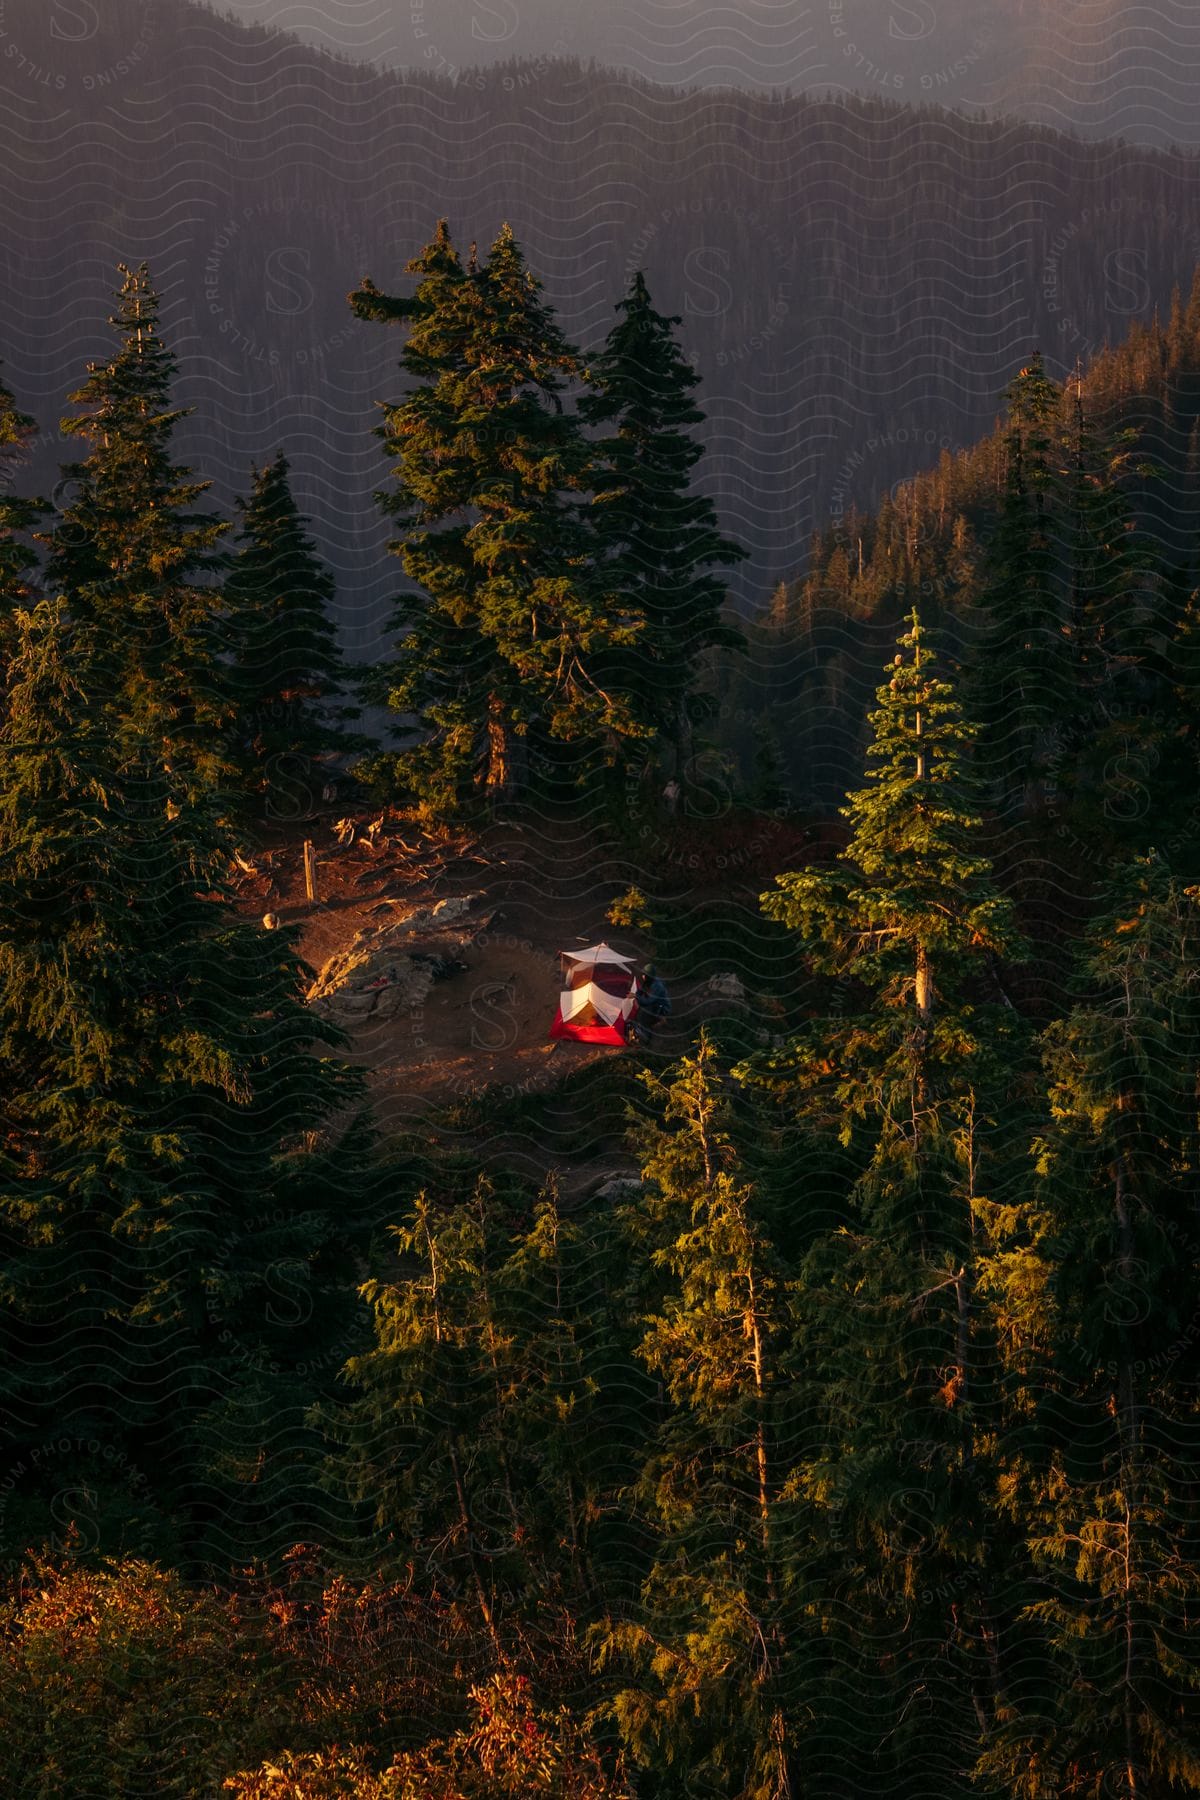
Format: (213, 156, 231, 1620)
(229, 803, 821, 1195)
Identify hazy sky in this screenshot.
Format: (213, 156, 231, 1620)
(212, 1, 1200, 146)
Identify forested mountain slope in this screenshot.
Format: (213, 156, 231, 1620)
(220, 0, 1200, 152)
(732, 285, 1200, 812)
(1, 0, 1200, 649)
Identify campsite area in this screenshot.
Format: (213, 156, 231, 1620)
(229, 800, 819, 1195)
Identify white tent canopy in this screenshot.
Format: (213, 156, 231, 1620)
(561, 943, 636, 969)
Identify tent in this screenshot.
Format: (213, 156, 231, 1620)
(550, 943, 641, 1045)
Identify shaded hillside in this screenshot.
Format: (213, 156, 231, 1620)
(2, 0, 1200, 651)
(220, 0, 1200, 152)
(731, 283, 1200, 809)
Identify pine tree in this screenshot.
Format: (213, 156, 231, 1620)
(0, 597, 368, 1564)
(0, 370, 42, 637)
(748, 712, 790, 814)
(329, 1177, 641, 1629)
(329, 1183, 518, 1638)
(225, 451, 351, 804)
(495, 1181, 642, 1607)
(978, 857, 1200, 1798)
(1170, 586, 1200, 873)
(760, 610, 1019, 1055)
(351, 220, 490, 812)
(747, 613, 1027, 1790)
(970, 353, 1072, 820)
(598, 1034, 802, 1800)
(1062, 373, 1153, 670)
(45, 263, 232, 799)
(465, 224, 642, 786)
(1052, 376, 1179, 857)
(579, 271, 746, 781)
(351, 221, 644, 815)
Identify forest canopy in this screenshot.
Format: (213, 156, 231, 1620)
(1, 20, 1200, 1796)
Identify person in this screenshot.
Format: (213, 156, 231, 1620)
(636, 963, 672, 1039)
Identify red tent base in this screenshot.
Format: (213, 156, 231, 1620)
(549, 1010, 634, 1045)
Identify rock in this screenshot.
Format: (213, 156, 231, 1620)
(707, 971, 747, 1003)
(309, 954, 435, 1026)
(320, 987, 385, 1022)
(359, 893, 482, 938)
(592, 1172, 644, 1201)
(262, 912, 279, 930)
(304, 897, 484, 1025)
(371, 967, 434, 1020)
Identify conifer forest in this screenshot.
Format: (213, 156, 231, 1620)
(5, 3, 1200, 1797)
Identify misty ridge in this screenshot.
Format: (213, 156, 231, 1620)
(217, 0, 1200, 150)
(0, 0, 1198, 653)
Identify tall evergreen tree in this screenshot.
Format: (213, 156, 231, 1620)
(45, 263, 232, 799)
(1170, 586, 1200, 873)
(495, 1181, 643, 1606)
(351, 221, 644, 815)
(1, 276, 378, 1558)
(0, 370, 41, 633)
(599, 1034, 801, 1800)
(0, 593, 368, 1566)
(225, 450, 351, 804)
(978, 857, 1200, 1798)
(330, 1183, 527, 1638)
(1052, 376, 1179, 858)
(970, 353, 1072, 820)
(352, 220, 489, 812)
(747, 613, 1027, 1790)
(760, 610, 1020, 1071)
(579, 271, 746, 780)
(463, 224, 643, 787)
(328, 1177, 640, 1629)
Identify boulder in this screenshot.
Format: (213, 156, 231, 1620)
(305, 893, 484, 1027)
(591, 1171, 644, 1202)
(707, 971, 747, 1003)
(432, 894, 473, 923)
(308, 954, 434, 1026)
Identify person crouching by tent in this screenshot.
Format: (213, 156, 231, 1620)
(633, 964, 671, 1041)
